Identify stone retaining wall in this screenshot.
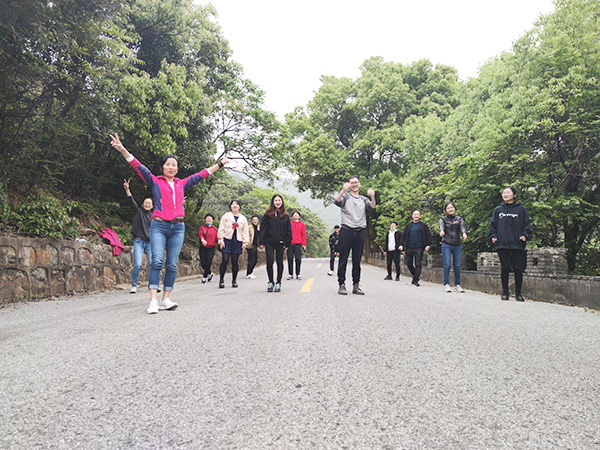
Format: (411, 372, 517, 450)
(0, 236, 263, 305)
(370, 247, 599, 311)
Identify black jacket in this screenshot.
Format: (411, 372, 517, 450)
(439, 215, 466, 246)
(402, 221, 432, 249)
(488, 202, 533, 250)
(128, 195, 152, 242)
(384, 230, 403, 252)
(329, 231, 340, 253)
(258, 213, 292, 247)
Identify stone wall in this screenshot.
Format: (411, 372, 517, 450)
(370, 247, 600, 311)
(0, 236, 262, 305)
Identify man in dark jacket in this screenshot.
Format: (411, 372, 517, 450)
(384, 221, 402, 280)
(328, 225, 340, 276)
(400, 211, 432, 287)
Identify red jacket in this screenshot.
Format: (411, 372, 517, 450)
(290, 220, 307, 246)
(198, 224, 219, 248)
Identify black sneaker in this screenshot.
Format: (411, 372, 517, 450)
(412, 279, 420, 287)
(232, 281, 238, 288)
(501, 293, 509, 301)
(338, 284, 347, 295)
(395, 277, 400, 281)
(516, 294, 524, 302)
(352, 284, 364, 295)
(384, 275, 392, 280)
(207, 273, 214, 282)
(219, 279, 225, 289)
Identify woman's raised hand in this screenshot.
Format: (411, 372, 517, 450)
(221, 155, 229, 166)
(110, 134, 124, 152)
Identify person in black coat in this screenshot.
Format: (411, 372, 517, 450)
(123, 179, 156, 294)
(383, 222, 402, 280)
(258, 194, 292, 293)
(488, 186, 533, 301)
(400, 211, 432, 287)
(327, 225, 340, 276)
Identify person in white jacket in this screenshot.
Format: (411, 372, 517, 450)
(217, 200, 250, 288)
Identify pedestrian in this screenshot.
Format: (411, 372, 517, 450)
(198, 213, 218, 284)
(400, 211, 432, 287)
(327, 225, 340, 276)
(439, 202, 467, 293)
(245, 215, 259, 279)
(217, 200, 249, 288)
(110, 133, 228, 314)
(287, 211, 307, 280)
(258, 194, 292, 293)
(123, 179, 154, 294)
(384, 221, 402, 281)
(335, 176, 376, 295)
(488, 186, 533, 301)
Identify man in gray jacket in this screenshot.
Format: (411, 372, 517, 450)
(335, 176, 376, 295)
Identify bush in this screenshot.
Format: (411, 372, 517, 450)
(14, 192, 80, 239)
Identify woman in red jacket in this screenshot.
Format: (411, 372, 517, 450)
(198, 213, 218, 284)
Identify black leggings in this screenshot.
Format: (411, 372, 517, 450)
(265, 243, 285, 283)
(497, 249, 526, 295)
(198, 246, 216, 277)
(220, 252, 240, 281)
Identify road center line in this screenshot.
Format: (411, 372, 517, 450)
(300, 278, 315, 292)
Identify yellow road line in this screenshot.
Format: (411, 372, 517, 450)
(317, 263, 322, 268)
(300, 278, 315, 292)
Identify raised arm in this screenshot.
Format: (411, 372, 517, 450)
(367, 188, 376, 208)
(110, 133, 132, 160)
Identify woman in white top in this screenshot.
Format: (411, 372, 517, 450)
(217, 200, 250, 288)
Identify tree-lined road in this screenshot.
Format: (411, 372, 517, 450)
(1, 258, 599, 449)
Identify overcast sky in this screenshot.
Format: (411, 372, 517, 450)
(202, 0, 556, 120)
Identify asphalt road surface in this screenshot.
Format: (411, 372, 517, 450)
(1, 258, 599, 450)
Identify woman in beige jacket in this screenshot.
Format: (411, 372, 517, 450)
(217, 200, 250, 288)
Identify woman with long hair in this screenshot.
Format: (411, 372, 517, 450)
(258, 194, 292, 292)
(110, 133, 228, 314)
(489, 186, 533, 301)
(217, 200, 249, 288)
(439, 202, 467, 293)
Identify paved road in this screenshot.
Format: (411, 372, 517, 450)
(1, 258, 599, 450)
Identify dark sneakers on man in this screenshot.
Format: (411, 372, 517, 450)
(516, 294, 524, 302)
(411, 279, 420, 287)
(384, 275, 392, 280)
(338, 284, 347, 295)
(353, 284, 364, 295)
(501, 293, 509, 301)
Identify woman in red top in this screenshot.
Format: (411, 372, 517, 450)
(198, 213, 219, 283)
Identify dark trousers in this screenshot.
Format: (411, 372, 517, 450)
(329, 251, 337, 271)
(198, 246, 216, 277)
(220, 252, 240, 281)
(287, 244, 303, 276)
(497, 249, 526, 295)
(386, 250, 400, 278)
(337, 227, 365, 286)
(265, 243, 285, 283)
(246, 246, 258, 275)
(405, 247, 424, 281)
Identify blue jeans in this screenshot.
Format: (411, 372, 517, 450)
(149, 220, 185, 291)
(132, 237, 152, 287)
(442, 243, 462, 286)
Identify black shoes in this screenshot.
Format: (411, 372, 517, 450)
(501, 293, 509, 300)
(516, 294, 524, 302)
(352, 284, 364, 295)
(232, 280, 238, 288)
(395, 277, 400, 281)
(338, 284, 347, 295)
(411, 279, 420, 287)
(384, 275, 392, 280)
(219, 279, 225, 289)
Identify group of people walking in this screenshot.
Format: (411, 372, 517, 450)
(331, 177, 532, 302)
(112, 133, 532, 313)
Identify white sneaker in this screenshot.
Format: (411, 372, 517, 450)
(444, 284, 452, 293)
(159, 298, 178, 310)
(201, 277, 207, 283)
(296, 275, 302, 280)
(147, 299, 159, 314)
(455, 285, 465, 293)
(130, 286, 137, 294)
(246, 274, 257, 279)
(327, 271, 334, 276)
(287, 275, 294, 280)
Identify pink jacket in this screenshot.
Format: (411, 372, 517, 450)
(128, 156, 211, 221)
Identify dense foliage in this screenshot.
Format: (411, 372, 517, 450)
(284, 0, 600, 274)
